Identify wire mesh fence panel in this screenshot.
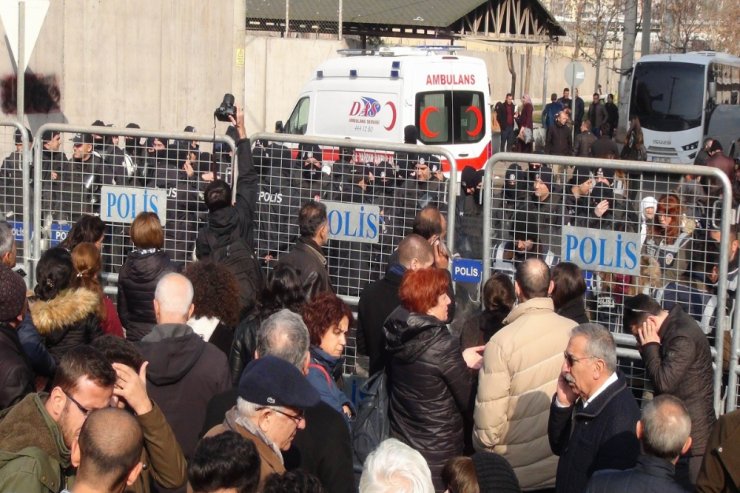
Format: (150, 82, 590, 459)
(251, 133, 457, 374)
(252, 136, 451, 297)
(246, 0, 341, 38)
(33, 125, 234, 276)
(0, 123, 31, 273)
(481, 153, 735, 412)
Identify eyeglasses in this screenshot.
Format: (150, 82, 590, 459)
(564, 351, 596, 367)
(63, 390, 91, 416)
(271, 408, 305, 425)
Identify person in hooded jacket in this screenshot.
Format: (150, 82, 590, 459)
(136, 273, 230, 464)
(29, 247, 103, 364)
(455, 166, 485, 259)
(118, 212, 176, 342)
(384, 267, 483, 491)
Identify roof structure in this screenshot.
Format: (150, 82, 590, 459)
(246, 0, 566, 42)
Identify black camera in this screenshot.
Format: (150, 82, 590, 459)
(214, 93, 236, 122)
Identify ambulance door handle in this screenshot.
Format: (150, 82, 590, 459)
(458, 153, 469, 157)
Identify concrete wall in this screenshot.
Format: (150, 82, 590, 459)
(0, 0, 245, 137)
(1, 1, 609, 139)
(243, 36, 347, 135)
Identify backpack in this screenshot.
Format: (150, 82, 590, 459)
(352, 371, 390, 468)
(204, 227, 264, 316)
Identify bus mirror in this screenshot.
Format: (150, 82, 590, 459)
(275, 120, 284, 133)
(708, 82, 717, 100)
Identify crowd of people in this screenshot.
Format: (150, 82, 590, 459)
(0, 101, 738, 493)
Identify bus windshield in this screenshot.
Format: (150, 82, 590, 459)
(630, 62, 705, 131)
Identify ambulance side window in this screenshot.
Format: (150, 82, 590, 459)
(285, 97, 310, 135)
(416, 92, 450, 144)
(454, 91, 486, 143)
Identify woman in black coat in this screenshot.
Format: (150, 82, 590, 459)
(117, 212, 175, 341)
(551, 262, 590, 325)
(384, 267, 482, 492)
(30, 247, 102, 364)
(228, 263, 306, 385)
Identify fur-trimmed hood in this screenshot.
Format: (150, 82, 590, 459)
(30, 288, 100, 335)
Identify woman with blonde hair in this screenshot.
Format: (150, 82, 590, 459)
(71, 242, 124, 337)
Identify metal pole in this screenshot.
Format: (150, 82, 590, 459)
(641, 0, 652, 56)
(17, 0, 25, 126)
(338, 0, 343, 40)
(285, 0, 290, 37)
(542, 44, 549, 111)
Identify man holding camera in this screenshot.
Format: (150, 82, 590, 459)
(195, 102, 263, 314)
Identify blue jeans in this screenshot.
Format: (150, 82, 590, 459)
(500, 126, 515, 152)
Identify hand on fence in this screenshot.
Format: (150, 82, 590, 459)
(594, 200, 610, 218)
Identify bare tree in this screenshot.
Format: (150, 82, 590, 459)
(567, 0, 624, 92)
(655, 0, 708, 53)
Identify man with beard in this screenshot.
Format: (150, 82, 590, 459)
(0, 346, 116, 492)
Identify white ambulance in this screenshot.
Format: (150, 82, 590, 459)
(278, 46, 493, 171)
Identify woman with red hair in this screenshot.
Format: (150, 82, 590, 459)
(645, 193, 696, 282)
(302, 292, 356, 425)
(384, 267, 483, 491)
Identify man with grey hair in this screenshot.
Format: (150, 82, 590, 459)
(585, 394, 693, 492)
(0, 220, 17, 268)
(137, 272, 230, 462)
(548, 323, 640, 493)
(201, 309, 355, 493)
(474, 258, 576, 490)
(359, 438, 434, 493)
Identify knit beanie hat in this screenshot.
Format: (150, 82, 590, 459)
(471, 452, 521, 493)
(0, 265, 27, 322)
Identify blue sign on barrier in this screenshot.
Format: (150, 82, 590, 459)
(50, 223, 72, 247)
(8, 221, 26, 243)
(452, 258, 483, 283)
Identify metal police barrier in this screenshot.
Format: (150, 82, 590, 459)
(33, 124, 236, 282)
(0, 121, 32, 282)
(480, 153, 733, 414)
(250, 132, 458, 374)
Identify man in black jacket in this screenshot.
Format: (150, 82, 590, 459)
(137, 273, 231, 464)
(357, 234, 434, 375)
(545, 110, 573, 156)
(0, 264, 34, 410)
(548, 323, 640, 493)
(623, 294, 716, 488)
(276, 200, 333, 296)
(195, 108, 262, 309)
(585, 394, 693, 493)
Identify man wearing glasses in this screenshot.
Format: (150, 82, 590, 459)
(204, 355, 320, 489)
(0, 346, 116, 492)
(548, 323, 640, 493)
